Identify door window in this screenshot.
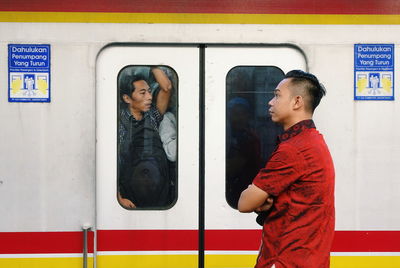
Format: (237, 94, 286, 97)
(117, 65, 178, 210)
(225, 66, 284, 208)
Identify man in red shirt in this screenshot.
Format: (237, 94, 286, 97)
(238, 70, 335, 268)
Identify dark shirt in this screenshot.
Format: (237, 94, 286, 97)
(119, 105, 163, 157)
(118, 105, 167, 206)
(253, 120, 335, 268)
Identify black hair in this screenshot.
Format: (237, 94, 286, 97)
(119, 74, 148, 103)
(285, 70, 326, 112)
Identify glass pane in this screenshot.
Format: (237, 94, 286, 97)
(226, 66, 284, 209)
(117, 66, 178, 210)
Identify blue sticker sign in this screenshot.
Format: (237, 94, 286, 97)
(354, 44, 394, 100)
(8, 44, 51, 102)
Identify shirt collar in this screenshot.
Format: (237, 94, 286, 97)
(121, 106, 148, 122)
(278, 119, 316, 142)
(121, 107, 133, 120)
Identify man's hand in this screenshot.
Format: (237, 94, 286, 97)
(118, 193, 136, 209)
(238, 184, 270, 213)
(119, 198, 136, 209)
(255, 197, 274, 213)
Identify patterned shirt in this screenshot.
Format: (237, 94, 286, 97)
(119, 105, 163, 164)
(119, 106, 163, 170)
(253, 120, 335, 268)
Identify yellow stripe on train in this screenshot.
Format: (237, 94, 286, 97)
(0, 12, 400, 24)
(1, 254, 400, 267)
(0, 257, 93, 268)
(331, 256, 400, 268)
(97, 254, 198, 268)
(206, 255, 400, 268)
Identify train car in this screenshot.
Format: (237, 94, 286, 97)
(1, 1, 400, 267)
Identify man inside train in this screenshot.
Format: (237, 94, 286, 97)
(118, 67, 172, 209)
(238, 70, 335, 268)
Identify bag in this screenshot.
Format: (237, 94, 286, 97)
(119, 117, 170, 208)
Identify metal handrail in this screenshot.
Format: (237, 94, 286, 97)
(82, 226, 91, 268)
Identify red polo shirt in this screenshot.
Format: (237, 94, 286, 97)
(253, 120, 335, 268)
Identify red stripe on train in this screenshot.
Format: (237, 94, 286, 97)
(1, 230, 400, 254)
(206, 230, 400, 252)
(206, 229, 262, 250)
(1, 0, 400, 15)
(97, 229, 198, 251)
(0, 231, 94, 254)
(332, 231, 400, 252)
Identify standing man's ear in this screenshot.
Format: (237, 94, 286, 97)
(293, 95, 304, 110)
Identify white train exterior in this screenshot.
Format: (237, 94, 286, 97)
(1, 1, 400, 267)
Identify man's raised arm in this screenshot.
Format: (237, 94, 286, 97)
(152, 67, 172, 115)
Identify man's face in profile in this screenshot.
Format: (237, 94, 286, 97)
(268, 78, 295, 127)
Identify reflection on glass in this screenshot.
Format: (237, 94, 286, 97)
(226, 66, 284, 209)
(117, 66, 178, 210)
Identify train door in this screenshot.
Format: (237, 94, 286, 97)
(96, 44, 306, 268)
(96, 45, 200, 268)
(204, 46, 306, 268)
